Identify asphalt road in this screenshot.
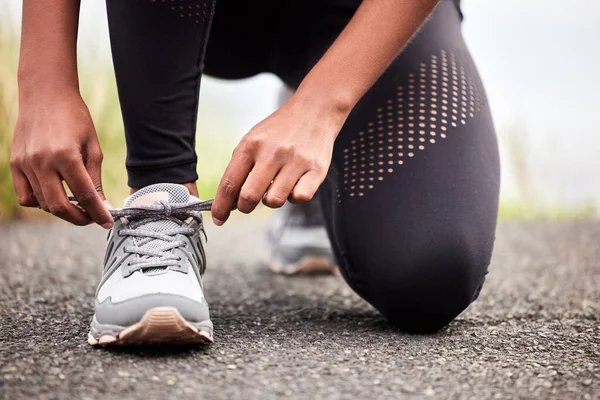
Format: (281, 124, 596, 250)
(0, 217, 599, 399)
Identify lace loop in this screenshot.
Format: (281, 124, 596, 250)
(109, 198, 214, 220)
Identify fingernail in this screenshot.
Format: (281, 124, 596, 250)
(212, 216, 224, 226)
(102, 221, 113, 230)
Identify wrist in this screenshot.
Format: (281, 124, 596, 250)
(291, 81, 355, 131)
(18, 59, 80, 102)
(18, 73, 80, 107)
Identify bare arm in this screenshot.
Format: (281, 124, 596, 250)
(295, 0, 440, 119)
(212, 0, 439, 224)
(11, 0, 113, 228)
(18, 0, 81, 102)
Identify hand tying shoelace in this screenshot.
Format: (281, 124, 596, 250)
(65, 196, 236, 274)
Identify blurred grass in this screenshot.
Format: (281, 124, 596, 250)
(0, 14, 20, 220)
(498, 202, 596, 220)
(0, 12, 595, 222)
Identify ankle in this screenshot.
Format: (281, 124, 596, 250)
(130, 182, 199, 197)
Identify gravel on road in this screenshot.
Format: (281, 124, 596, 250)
(0, 217, 599, 399)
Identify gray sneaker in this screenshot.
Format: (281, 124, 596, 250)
(88, 183, 213, 346)
(267, 199, 337, 275)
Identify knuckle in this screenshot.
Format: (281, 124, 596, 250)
(312, 160, 328, 174)
(55, 149, 79, 166)
(53, 146, 73, 158)
(219, 179, 237, 198)
(93, 182, 104, 194)
(76, 191, 97, 206)
(241, 135, 261, 152)
(273, 144, 294, 159)
(9, 156, 21, 170)
(88, 148, 104, 165)
(293, 153, 311, 167)
(239, 189, 261, 205)
(17, 196, 35, 207)
(291, 191, 313, 204)
(48, 203, 68, 216)
(265, 193, 286, 208)
(27, 151, 45, 167)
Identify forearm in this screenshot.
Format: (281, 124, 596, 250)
(293, 0, 439, 125)
(18, 0, 81, 103)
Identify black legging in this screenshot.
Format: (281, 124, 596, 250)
(105, 0, 500, 333)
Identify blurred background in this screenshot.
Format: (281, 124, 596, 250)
(1, 0, 599, 221)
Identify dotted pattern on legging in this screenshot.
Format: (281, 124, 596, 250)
(150, 0, 210, 24)
(341, 50, 484, 198)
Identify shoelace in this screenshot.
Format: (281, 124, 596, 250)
(61, 196, 235, 272)
(62, 196, 232, 273)
(110, 199, 213, 272)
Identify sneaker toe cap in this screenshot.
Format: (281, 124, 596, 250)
(95, 293, 209, 326)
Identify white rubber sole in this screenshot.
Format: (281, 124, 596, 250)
(88, 307, 213, 346)
(268, 255, 339, 276)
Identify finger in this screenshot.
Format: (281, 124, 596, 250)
(238, 163, 281, 214)
(289, 170, 324, 204)
(10, 168, 39, 207)
(22, 167, 47, 211)
(38, 172, 92, 226)
(211, 149, 254, 225)
(262, 164, 305, 209)
(60, 161, 113, 229)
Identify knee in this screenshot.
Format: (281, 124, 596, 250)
(358, 242, 489, 333)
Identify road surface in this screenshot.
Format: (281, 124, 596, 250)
(1, 217, 598, 399)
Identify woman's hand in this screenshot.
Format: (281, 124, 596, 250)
(10, 93, 113, 228)
(211, 96, 346, 225)
(211, 0, 440, 226)
(12, 0, 112, 228)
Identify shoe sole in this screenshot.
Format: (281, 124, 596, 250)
(268, 254, 339, 275)
(88, 307, 213, 346)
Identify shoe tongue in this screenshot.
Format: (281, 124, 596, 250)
(124, 183, 190, 208)
(122, 184, 190, 275)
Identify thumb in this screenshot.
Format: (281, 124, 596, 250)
(86, 156, 106, 201)
(84, 145, 114, 225)
(90, 178, 113, 211)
